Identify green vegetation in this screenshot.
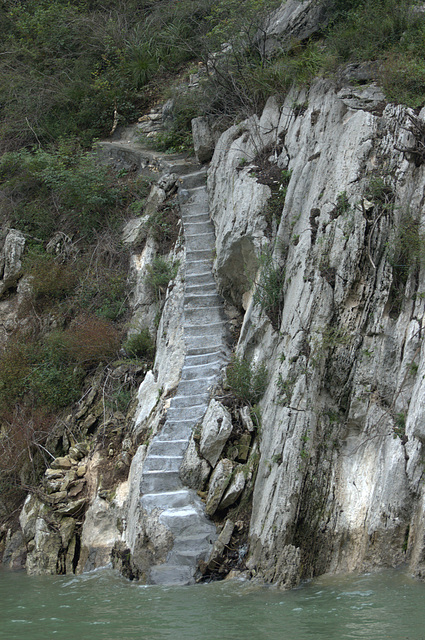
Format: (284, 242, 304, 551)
(1, 0, 424, 156)
(276, 373, 296, 406)
(253, 250, 285, 330)
(150, 96, 199, 154)
(325, 0, 425, 107)
(388, 210, 425, 313)
(146, 202, 180, 253)
(0, 144, 143, 241)
(0, 0, 220, 150)
(124, 329, 155, 363)
(393, 412, 406, 440)
(265, 170, 292, 227)
(145, 256, 179, 302)
(0, 317, 121, 415)
(225, 354, 268, 405)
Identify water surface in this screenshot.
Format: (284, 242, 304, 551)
(0, 567, 424, 640)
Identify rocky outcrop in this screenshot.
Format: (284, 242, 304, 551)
(263, 0, 330, 55)
(0, 229, 25, 297)
(207, 77, 425, 585)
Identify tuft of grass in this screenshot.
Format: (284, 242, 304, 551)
(27, 254, 77, 303)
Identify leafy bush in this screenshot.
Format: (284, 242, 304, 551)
(382, 52, 425, 108)
(0, 332, 82, 412)
(326, 0, 417, 62)
(0, 339, 34, 408)
(325, 0, 425, 106)
(124, 328, 155, 362)
(78, 270, 129, 321)
(226, 354, 268, 404)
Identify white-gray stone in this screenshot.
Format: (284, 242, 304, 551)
(200, 400, 233, 467)
(0, 229, 25, 296)
(206, 518, 235, 569)
(122, 216, 150, 246)
(219, 468, 246, 510)
(206, 459, 233, 516)
(192, 117, 215, 164)
(79, 493, 125, 572)
(179, 437, 211, 490)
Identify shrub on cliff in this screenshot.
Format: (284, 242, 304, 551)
(60, 316, 121, 369)
(145, 256, 178, 302)
(253, 250, 285, 331)
(124, 329, 155, 363)
(226, 355, 268, 405)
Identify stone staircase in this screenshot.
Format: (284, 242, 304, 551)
(138, 167, 229, 585)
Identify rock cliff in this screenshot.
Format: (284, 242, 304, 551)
(206, 80, 425, 586)
(3, 0, 425, 589)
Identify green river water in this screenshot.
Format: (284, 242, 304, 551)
(0, 567, 424, 640)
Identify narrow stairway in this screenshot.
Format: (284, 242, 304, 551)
(139, 167, 229, 585)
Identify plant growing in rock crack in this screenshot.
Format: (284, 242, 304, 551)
(332, 191, 351, 218)
(276, 373, 296, 406)
(264, 169, 292, 228)
(393, 412, 407, 440)
(225, 354, 268, 406)
(146, 202, 180, 254)
(310, 325, 351, 368)
(252, 249, 285, 330)
(387, 208, 425, 315)
(145, 256, 178, 302)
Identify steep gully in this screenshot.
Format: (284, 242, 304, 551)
(97, 133, 229, 584)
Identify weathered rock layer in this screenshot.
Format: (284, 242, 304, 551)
(207, 79, 425, 585)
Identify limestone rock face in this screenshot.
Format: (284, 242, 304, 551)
(207, 78, 425, 584)
(2, 530, 26, 570)
(199, 399, 233, 467)
(78, 492, 126, 572)
(208, 112, 272, 307)
(219, 468, 245, 510)
(263, 0, 330, 55)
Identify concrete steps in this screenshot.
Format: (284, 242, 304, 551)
(133, 166, 228, 585)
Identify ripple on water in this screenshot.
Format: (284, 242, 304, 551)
(1, 567, 425, 640)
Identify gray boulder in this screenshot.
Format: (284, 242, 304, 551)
(192, 117, 215, 164)
(200, 399, 233, 467)
(206, 459, 233, 516)
(0, 229, 25, 297)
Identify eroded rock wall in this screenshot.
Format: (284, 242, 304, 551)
(207, 80, 425, 585)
